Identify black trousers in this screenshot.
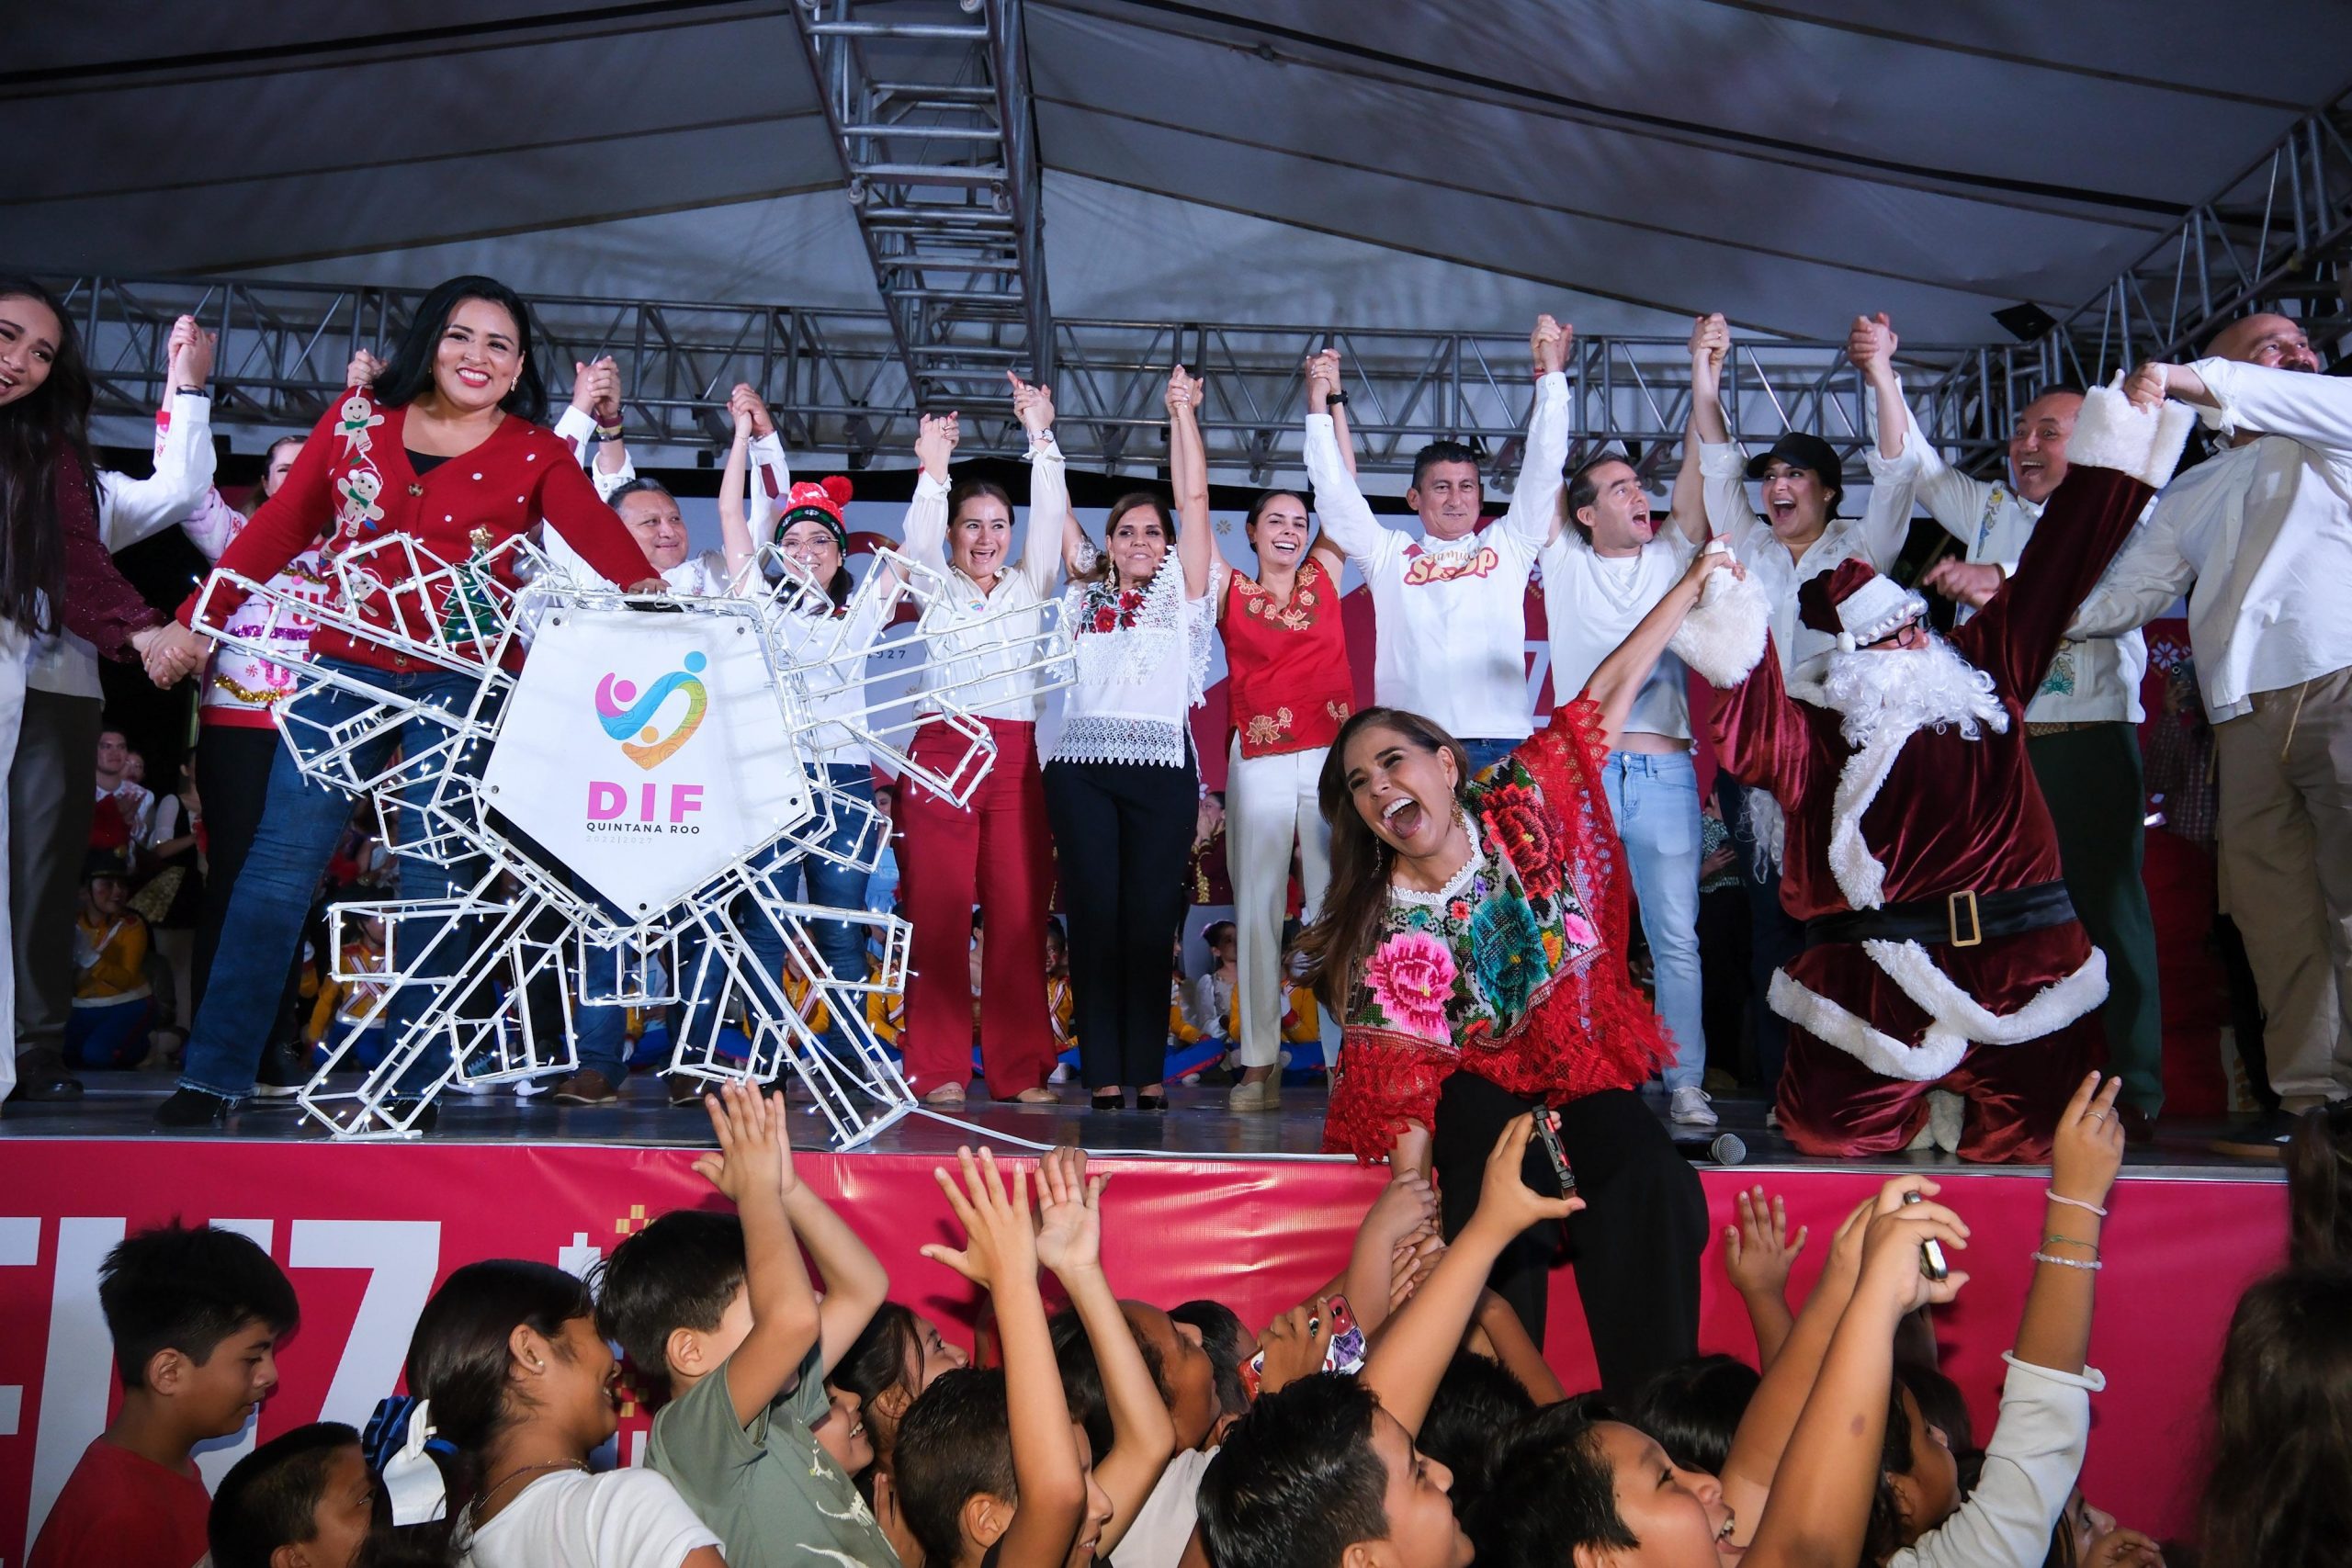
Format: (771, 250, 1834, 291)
(1718, 774, 1804, 1094)
(1431, 1074, 1707, 1398)
(9, 690, 102, 1059)
(193, 724, 294, 1014)
(1042, 755, 1198, 1090)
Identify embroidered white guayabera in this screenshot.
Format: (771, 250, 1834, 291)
(194, 534, 1072, 1144)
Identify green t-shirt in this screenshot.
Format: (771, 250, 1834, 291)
(647, 1342, 899, 1568)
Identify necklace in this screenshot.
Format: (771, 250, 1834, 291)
(470, 1457, 586, 1523)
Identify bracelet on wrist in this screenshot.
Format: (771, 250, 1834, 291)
(2032, 1250, 2102, 1270)
(595, 428, 625, 442)
(2042, 1234, 2099, 1254)
(175, 385, 209, 400)
(2046, 1190, 2108, 1217)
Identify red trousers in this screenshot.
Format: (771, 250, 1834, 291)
(898, 717, 1058, 1097)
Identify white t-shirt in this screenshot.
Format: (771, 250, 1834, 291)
(460, 1468, 719, 1568)
(1112, 1446, 1216, 1568)
(1538, 527, 1699, 741)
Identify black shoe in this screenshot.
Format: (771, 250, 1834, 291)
(8, 1049, 85, 1104)
(155, 1088, 233, 1128)
(252, 1041, 312, 1100)
(1136, 1089, 1168, 1112)
(1090, 1090, 1126, 1113)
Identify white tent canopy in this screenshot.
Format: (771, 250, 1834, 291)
(14, 2, 2350, 343)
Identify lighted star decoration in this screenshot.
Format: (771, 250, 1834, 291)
(196, 528, 1073, 1144)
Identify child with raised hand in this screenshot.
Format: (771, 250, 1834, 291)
(596, 1081, 894, 1568)
(29, 1223, 300, 1568)
(1723, 1186, 1809, 1369)
(1035, 1146, 1180, 1561)
(1196, 1113, 1580, 1568)
(895, 1147, 1093, 1568)
(1867, 1073, 2126, 1568)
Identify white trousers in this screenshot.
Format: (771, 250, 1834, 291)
(1227, 739, 1332, 1068)
(0, 624, 28, 1100)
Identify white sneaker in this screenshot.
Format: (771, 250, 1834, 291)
(1668, 1086, 1718, 1128)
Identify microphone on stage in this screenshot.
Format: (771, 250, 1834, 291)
(1673, 1131, 1747, 1166)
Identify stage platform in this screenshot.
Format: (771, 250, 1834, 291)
(0, 1076, 2285, 1557)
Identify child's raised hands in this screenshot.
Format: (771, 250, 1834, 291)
(1724, 1187, 1807, 1299)
(1034, 1145, 1105, 1280)
(690, 1079, 787, 1209)
(922, 1145, 1039, 1292)
(1464, 1112, 1584, 1248)
(1856, 1195, 1970, 1314)
(2052, 1073, 2127, 1213)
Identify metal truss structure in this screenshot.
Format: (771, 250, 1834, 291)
(34, 84, 2352, 486)
(792, 0, 1055, 405)
(196, 527, 1072, 1144)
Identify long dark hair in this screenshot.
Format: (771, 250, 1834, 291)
(1295, 706, 1472, 1015)
(1072, 491, 1177, 589)
(400, 1259, 594, 1542)
(2288, 1105, 2352, 1268)
(0, 276, 96, 637)
(369, 276, 549, 424)
(2198, 1268, 2352, 1568)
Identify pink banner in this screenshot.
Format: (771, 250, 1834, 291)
(0, 1141, 2278, 1558)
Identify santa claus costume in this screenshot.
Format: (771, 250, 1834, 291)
(1683, 380, 2193, 1160)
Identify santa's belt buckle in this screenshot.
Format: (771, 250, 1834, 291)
(1946, 890, 1984, 949)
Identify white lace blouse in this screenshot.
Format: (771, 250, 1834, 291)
(1047, 549, 1216, 768)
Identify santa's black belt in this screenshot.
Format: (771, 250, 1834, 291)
(1804, 881, 2075, 952)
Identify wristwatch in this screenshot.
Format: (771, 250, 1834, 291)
(175, 386, 210, 400)
(1323, 390, 1348, 409)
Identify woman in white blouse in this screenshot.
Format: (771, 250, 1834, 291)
(896, 381, 1080, 1108)
(1043, 400, 1218, 1111)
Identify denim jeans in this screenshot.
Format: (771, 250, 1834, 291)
(180, 659, 492, 1101)
(1601, 750, 1706, 1090)
(675, 764, 876, 1060)
(1458, 737, 1522, 777)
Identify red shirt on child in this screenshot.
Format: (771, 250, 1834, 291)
(27, 1438, 212, 1568)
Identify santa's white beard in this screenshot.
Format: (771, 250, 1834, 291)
(1819, 635, 2009, 751)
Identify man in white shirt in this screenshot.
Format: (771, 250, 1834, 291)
(9, 320, 216, 1103)
(1538, 443, 1718, 1125)
(1689, 311, 1913, 1102)
(2071, 313, 2352, 1122)
(1303, 316, 1573, 773)
(1854, 312, 2164, 1137)
(92, 728, 153, 850)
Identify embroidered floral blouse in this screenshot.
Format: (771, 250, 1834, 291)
(1323, 696, 1671, 1161)
(1222, 556, 1355, 758)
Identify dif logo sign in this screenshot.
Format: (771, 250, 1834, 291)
(484, 606, 813, 916)
(586, 652, 709, 832)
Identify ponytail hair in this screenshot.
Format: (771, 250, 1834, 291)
(396, 1259, 594, 1546)
(1294, 707, 1472, 1017)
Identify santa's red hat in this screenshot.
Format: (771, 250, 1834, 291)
(775, 474, 854, 552)
(1798, 558, 1927, 653)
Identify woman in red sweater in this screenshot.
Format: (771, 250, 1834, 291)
(153, 275, 661, 1130)
(0, 276, 193, 1100)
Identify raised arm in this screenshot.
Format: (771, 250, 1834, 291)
(716, 395, 757, 585)
(695, 1083, 825, 1427)
(1360, 1115, 1579, 1437)
(1664, 400, 1711, 547)
(105, 318, 219, 547)
(1035, 1150, 1176, 1555)
(1302, 352, 1392, 570)
(1340, 1170, 1440, 1338)
(1317, 347, 1362, 479)
(2015, 1075, 2121, 1376)
(1165, 367, 1215, 597)
(1743, 1199, 1969, 1568)
(1690, 313, 1762, 547)
(733, 384, 792, 550)
(779, 1168, 891, 1376)
(922, 1149, 1085, 1568)
(903, 412, 959, 572)
(1846, 313, 1919, 570)
(2064, 498, 2192, 641)
(1005, 374, 1080, 590)
(1497, 316, 1572, 548)
(2175, 354, 2352, 456)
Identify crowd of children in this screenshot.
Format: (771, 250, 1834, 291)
(25, 1077, 2352, 1568)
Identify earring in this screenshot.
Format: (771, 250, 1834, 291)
(531, 1358, 547, 1371)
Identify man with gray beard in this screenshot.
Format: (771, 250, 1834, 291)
(1674, 372, 2189, 1159)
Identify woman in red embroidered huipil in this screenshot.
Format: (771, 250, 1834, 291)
(1168, 363, 1356, 1111)
(1295, 543, 1742, 1390)
(152, 276, 662, 1130)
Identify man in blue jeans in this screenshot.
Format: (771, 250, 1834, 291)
(1537, 447, 1720, 1126)
(157, 660, 497, 1129)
